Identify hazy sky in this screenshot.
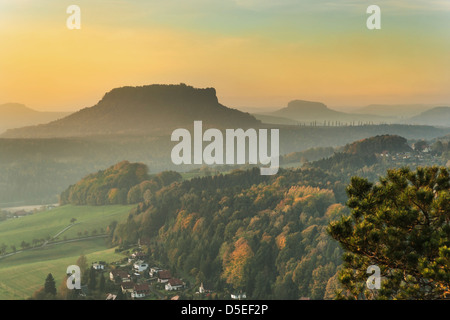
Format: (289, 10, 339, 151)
(0, 0, 449, 111)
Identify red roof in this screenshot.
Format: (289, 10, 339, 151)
(111, 270, 129, 280)
(121, 282, 135, 289)
(111, 270, 128, 276)
(134, 284, 150, 293)
(158, 270, 172, 279)
(168, 278, 183, 286)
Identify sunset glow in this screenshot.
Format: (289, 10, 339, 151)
(1, 0, 449, 111)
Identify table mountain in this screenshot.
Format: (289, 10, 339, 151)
(2, 84, 261, 138)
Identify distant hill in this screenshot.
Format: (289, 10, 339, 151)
(353, 104, 434, 118)
(309, 135, 412, 172)
(265, 100, 389, 125)
(2, 84, 261, 138)
(341, 134, 412, 155)
(0, 103, 70, 134)
(408, 107, 450, 127)
(260, 101, 448, 125)
(272, 100, 342, 120)
(59, 160, 182, 206)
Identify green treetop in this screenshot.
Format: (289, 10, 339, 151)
(328, 166, 450, 300)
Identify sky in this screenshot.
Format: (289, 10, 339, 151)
(0, 0, 449, 112)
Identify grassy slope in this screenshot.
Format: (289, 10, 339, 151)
(0, 205, 134, 299)
(0, 238, 124, 299)
(0, 205, 134, 249)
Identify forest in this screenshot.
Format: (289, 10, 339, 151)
(60, 160, 182, 206)
(110, 167, 347, 299)
(55, 133, 449, 299)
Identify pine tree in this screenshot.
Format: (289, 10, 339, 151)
(88, 266, 97, 292)
(99, 272, 106, 293)
(328, 166, 450, 300)
(44, 273, 57, 296)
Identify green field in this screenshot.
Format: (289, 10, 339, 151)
(0, 204, 135, 299)
(0, 238, 125, 299)
(0, 205, 134, 250)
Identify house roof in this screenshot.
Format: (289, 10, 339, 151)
(121, 281, 135, 289)
(134, 284, 150, 292)
(111, 270, 130, 280)
(158, 270, 171, 279)
(168, 278, 183, 286)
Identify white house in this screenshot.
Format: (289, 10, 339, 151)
(157, 270, 172, 283)
(92, 263, 105, 270)
(165, 278, 184, 291)
(231, 293, 247, 300)
(131, 283, 150, 299)
(110, 270, 130, 283)
(133, 261, 149, 272)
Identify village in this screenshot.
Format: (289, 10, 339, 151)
(377, 141, 449, 168)
(87, 248, 215, 301)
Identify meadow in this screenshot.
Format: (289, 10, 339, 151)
(0, 205, 134, 299)
(0, 205, 134, 250)
(0, 238, 126, 299)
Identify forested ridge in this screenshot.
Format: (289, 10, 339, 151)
(60, 160, 182, 206)
(109, 167, 348, 299)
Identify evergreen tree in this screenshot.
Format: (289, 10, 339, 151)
(44, 273, 57, 296)
(328, 166, 450, 300)
(88, 267, 97, 292)
(99, 272, 106, 293)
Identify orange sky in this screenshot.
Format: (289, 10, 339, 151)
(1, 1, 449, 111)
